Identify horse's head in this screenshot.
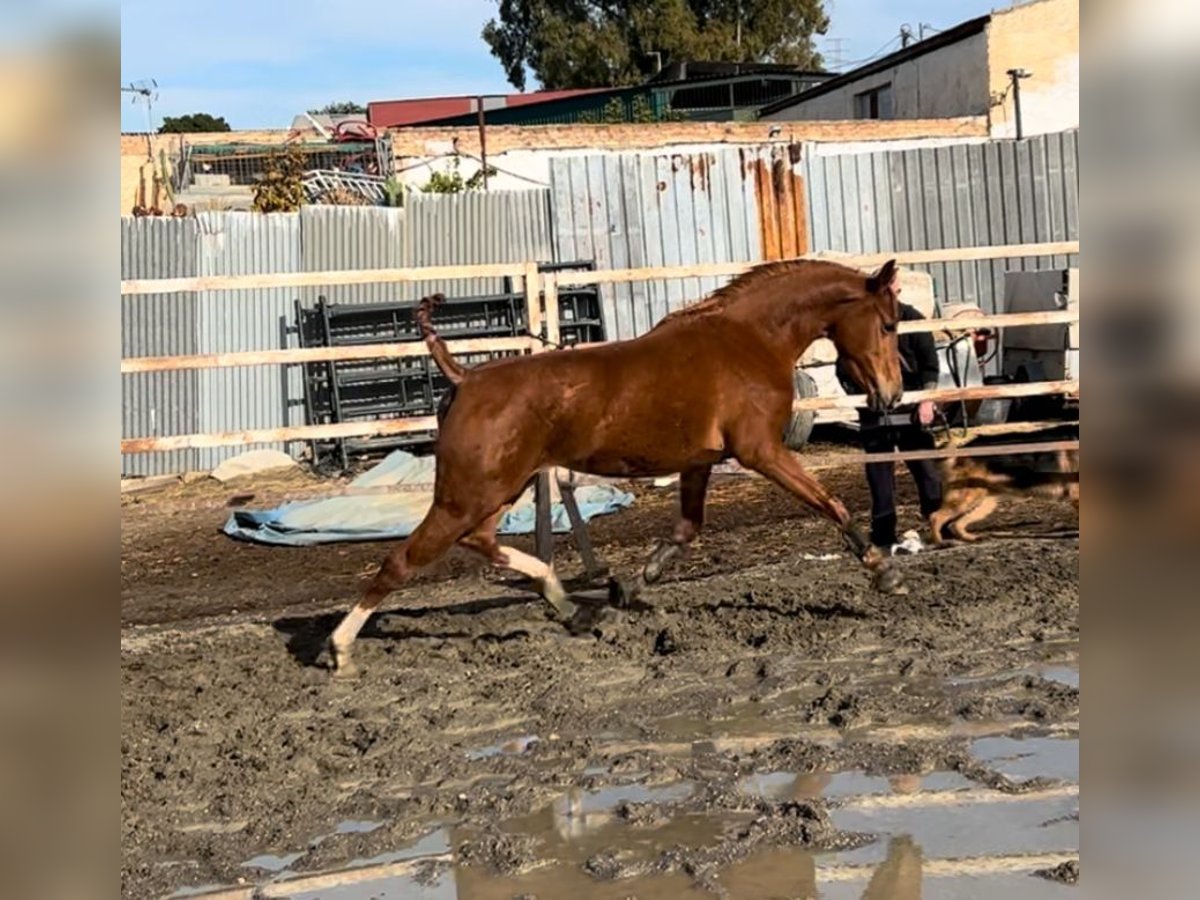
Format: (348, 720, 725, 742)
(827, 259, 904, 412)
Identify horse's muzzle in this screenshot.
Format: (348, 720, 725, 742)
(869, 384, 903, 413)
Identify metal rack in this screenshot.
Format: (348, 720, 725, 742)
(295, 263, 608, 472)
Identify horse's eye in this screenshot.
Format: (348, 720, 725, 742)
(882, 321, 897, 334)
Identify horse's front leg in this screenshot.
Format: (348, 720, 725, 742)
(737, 442, 903, 594)
(610, 464, 712, 607)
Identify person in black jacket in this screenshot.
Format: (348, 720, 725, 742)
(836, 298, 943, 553)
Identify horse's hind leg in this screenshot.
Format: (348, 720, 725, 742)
(610, 465, 711, 608)
(328, 503, 472, 675)
(459, 513, 580, 624)
(737, 442, 902, 593)
(645, 464, 712, 583)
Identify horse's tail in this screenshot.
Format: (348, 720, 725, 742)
(416, 293, 467, 386)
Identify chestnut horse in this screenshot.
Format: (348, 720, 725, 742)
(328, 258, 906, 674)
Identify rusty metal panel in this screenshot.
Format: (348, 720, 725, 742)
(121, 216, 200, 476)
(551, 146, 791, 339)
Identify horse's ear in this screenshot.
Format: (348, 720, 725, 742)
(866, 259, 898, 293)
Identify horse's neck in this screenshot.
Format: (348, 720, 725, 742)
(728, 292, 831, 365)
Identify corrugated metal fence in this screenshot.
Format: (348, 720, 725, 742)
(124, 131, 1079, 475)
(548, 144, 807, 340)
(122, 193, 553, 475)
(802, 129, 1079, 313)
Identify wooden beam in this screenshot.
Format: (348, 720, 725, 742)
(121, 416, 438, 454)
(897, 309, 1076, 334)
(120, 242, 1079, 296)
(118, 310, 1075, 374)
(801, 439, 1079, 468)
(120, 262, 528, 296)
(121, 382, 1078, 454)
(522, 261, 542, 341)
(543, 273, 561, 348)
(792, 380, 1079, 412)
(120, 336, 535, 374)
(552, 241, 1080, 287)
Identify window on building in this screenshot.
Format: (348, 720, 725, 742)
(854, 83, 894, 119)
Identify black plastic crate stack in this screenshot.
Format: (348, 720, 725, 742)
(295, 262, 607, 472)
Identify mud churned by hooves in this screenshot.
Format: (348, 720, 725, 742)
(1034, 858, 1079, 884)
(874, 566, 905, 594)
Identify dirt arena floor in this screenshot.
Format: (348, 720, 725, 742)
(121, 453, 1079, 899)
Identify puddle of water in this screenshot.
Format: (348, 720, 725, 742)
(829, 791, 1078, 867)
(970, 735, 1079, 784)
(815, 865, 1078, 900)
(948, 664, 1079, 690)
(565, 780, 694, 815)
(280, 868, 458, 900)
(739, 769, 976, 801)
(345, 827, 452, 869)
(334, 819, 383, 835)
(242, 851, 306, 873)
(466, 733, 539, 761)
(1037, 665, 1080, 688)
(169, 885, 229, 898)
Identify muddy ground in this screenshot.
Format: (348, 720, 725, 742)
(121, 457, 1079, 899)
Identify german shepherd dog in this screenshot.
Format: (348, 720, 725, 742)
(929, 423, 1079, 544)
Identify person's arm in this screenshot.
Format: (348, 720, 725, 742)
(904, 307, 940, 425)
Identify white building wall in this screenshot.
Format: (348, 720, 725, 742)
(761, 31, 991, 123)
(392, 133, 996, 194)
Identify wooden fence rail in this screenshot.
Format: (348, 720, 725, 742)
(119, 309, 1076, 374)
(119, 381, 1079, 454)
(121, 241, 1080, 455)
(119, 241, 1079, 297)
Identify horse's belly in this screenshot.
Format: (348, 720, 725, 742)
(571, 448, 726, 478)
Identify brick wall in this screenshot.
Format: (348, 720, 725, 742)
(987, 0, 1079, 137)
(119, 118, 987, 217)
(388, 117, 987, 157)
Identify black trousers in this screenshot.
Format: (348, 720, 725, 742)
(861, 422, 943, 548)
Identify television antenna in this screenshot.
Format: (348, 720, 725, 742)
(824, 37, 847, 71)
(122, 79, 159, 151)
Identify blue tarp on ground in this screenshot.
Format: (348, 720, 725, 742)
(223, 450, 634, 547)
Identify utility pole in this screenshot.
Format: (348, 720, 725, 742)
(1006, 68, 1032, 139)
(475, 96, 488, 189)
(825, 37, 846, 70)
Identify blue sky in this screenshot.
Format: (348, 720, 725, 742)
(119, 0, 1003, 131)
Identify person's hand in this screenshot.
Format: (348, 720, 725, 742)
(917, 400, 935, 427)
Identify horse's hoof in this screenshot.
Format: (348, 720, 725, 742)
(607, 576, 644, 609)
(325, 640, 360, 677)
(874, 566, 905, 594)
(565, 604, 604, 636)
(584, 564, 611, 583)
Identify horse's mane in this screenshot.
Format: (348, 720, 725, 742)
(654, 258, 856, 328)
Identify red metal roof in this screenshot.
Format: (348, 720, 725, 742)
(368, 89, 606, 128)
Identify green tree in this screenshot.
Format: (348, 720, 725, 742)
(308, 101, 367, 115)
(158, 112, 232, 133)
(482, 0, 829, 91)
(577, 95, 686, 123)
(419, 156, 498, 194)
